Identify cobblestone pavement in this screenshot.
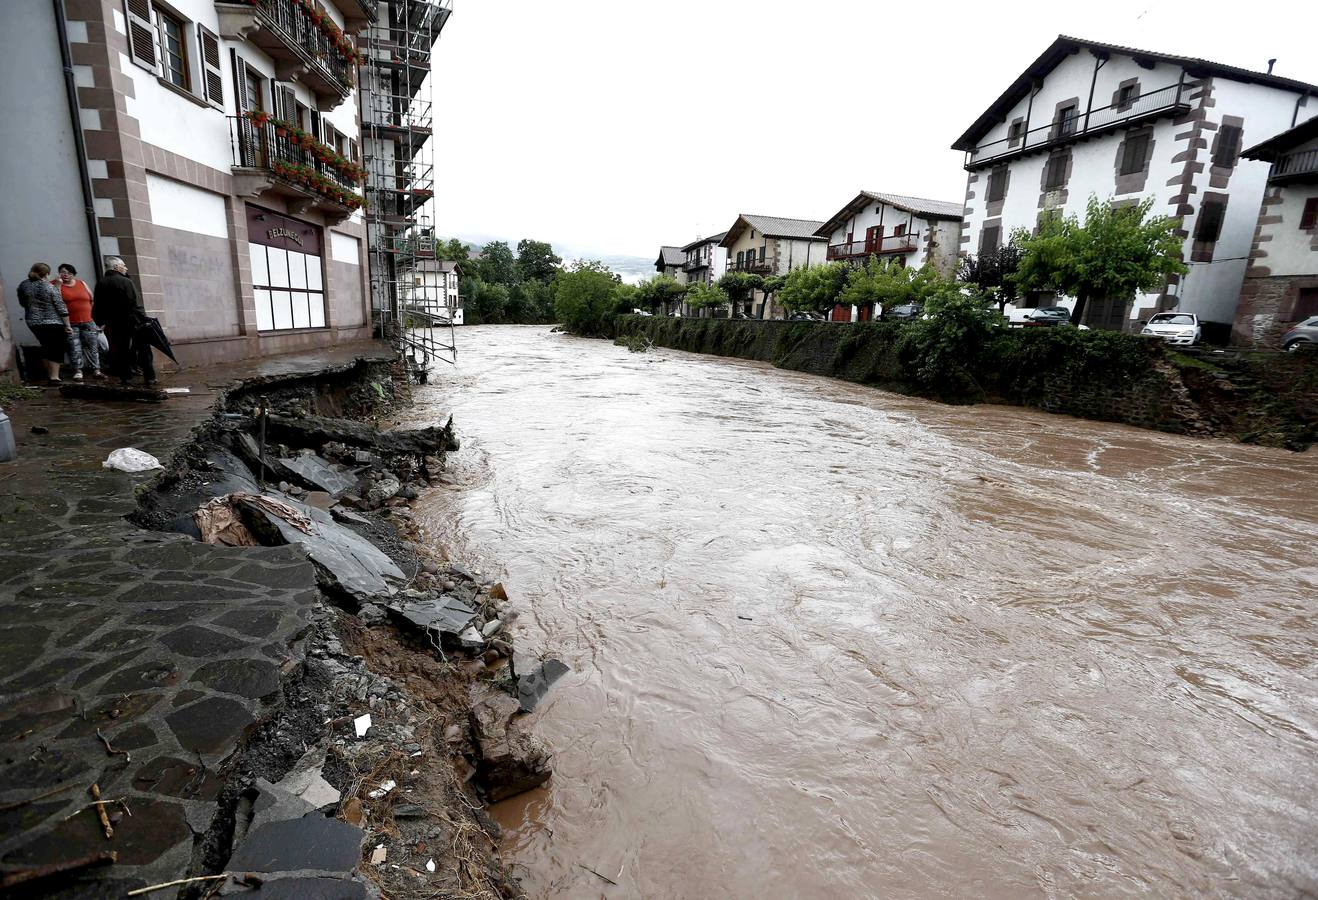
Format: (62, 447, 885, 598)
(0, 345, 394, 893)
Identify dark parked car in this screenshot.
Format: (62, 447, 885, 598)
(884, 304, 923, 321)
(787, 311, 823, 321)
(1027, 306, 1072, 324)
(1282, 316, 1318, 351)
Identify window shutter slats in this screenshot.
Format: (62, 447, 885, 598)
(124, 0, 158, 73)
(197, 24, 224, 109)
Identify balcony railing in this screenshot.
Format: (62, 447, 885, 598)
(1270, 148, 1318, 182)
(729, 257, 772, 274)
(229, 116, 363, 213)
(967, 82, 1191, 168)
(827, 232, 920, 260)
(217, 0, 355, 103)
(684, 256, 709, 271)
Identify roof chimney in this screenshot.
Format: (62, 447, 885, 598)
(1267, 58, 1277, 74)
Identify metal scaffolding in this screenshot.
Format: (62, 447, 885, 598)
(360, 0, 455, 381)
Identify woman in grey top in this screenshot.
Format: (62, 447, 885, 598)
(16, 262, 71, 384)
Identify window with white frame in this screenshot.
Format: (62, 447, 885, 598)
(123, 0, 223, 109)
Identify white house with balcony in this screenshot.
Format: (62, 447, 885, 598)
(680, 232, 727, 288)
(816, 191, 964, 276)
(0, 0, 377, 372)
(718, 214, 827, 318)
(952, 35, 1318, 336)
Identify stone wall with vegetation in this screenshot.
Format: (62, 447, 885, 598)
(615, 316, 1318, 450)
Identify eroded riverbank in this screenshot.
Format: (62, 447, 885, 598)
(409, 325, 1318, 898)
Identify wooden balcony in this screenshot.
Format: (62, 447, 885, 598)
(729, 257, 772, 274)
(215, 0, 356, 110)
(684, 256, 709, 271)
(965, 82, 1191, 169)
(1270, 148, 1318, 183)
(827, 233, 919, 261)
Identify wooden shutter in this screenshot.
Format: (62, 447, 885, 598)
(197, 24, 223, 109)
(124, 0, 158, 72)
(231, 50, 249, 111)
(1300, 197, 1318, 230)
(1194, 200, 1225, 243)
(1120, 134, 1148, 176)
(980, 225, 1001, 255)
(988, 166, 1007, 202)
(1213, 125, 1242, 167)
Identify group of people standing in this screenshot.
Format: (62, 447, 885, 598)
(16, 256, 155, 386)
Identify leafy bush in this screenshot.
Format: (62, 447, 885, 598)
(554, 261, 628, 336)
(778, 262, 849, 314)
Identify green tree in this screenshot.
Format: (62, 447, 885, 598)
(1011, 196, 1187, 325)
(436, 238, 470, 263)
(685, 282, 729, 316)
(464, 278, 510, 324)
(512, 279, 556, 323)
(516, 239, 562, 284)
(905, 284, 1002, 396)
(554, 261, 627, 335)
(479, 240, 519, 287)
(840, 258, 948, 314)
(634, 275, 687, 314)
(717, 271, 764, 304)
(957, 244, 1022, 312)
(778, 261, 849, 314)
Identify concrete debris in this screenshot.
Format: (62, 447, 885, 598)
(365, 474, 402, 505)
(481, 618, 503, 638)
(275, 749, 341, 809)
(514, 657, 570, 713)
(458, 626, 485, 649)
(370, 845, 387, 865)
(366, 779, 396, 799)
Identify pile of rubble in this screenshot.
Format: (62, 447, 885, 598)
(126, 399, 569, 895)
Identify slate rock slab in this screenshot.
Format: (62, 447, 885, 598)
(279, 452, 359, 497)
(514, 658, 570, 713)
(228, 816, 363, 873)
(387, 595, 478, 639)
(165, 696, 256, 754)
(239, 494, 403, 600)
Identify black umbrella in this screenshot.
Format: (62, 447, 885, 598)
(138, 317, 178, 364)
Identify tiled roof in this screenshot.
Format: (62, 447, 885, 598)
(680, 232, 728, 253)
(952, 35, 1318, 151)
(656, 246, 686, 267)
(863, 192, 964, 220)
(737, 214, 828, 240)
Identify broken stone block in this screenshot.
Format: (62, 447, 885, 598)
(364, 474, 401, 505)
(513, 658, 570, 713)
(386, 596, 478, 641)
(469, 691, 552, 802)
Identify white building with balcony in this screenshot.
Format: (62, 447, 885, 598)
(815, 191, 964, 276)
(0, 0, 376, 374)
(680, 232, 727, 288)
(952, 35, 1318, 336)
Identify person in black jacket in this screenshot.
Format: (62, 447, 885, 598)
(93, 256, 155, 385)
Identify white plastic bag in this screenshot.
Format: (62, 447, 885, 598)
(103, 447, 162, 472)
(96, 330, 109, 352)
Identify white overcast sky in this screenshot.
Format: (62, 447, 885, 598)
(429, 0, 1318, 261)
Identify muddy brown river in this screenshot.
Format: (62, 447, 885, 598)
(408, 324, 1318, 898)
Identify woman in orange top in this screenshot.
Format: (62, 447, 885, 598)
(53, 263, 102, 380)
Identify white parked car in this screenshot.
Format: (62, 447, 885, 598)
(1141, 312, 1201, 346)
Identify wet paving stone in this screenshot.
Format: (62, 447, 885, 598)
(132, 755, 224, 801)
(228, 816, 363, 873)
(166, 697, 256, 754)
(0, 345, 391, 887)
(4, 797, 190, 867)
(246, 876, 368, 899)
(0, 625, 52, 677)
(191, 658, 280, 699)
(159, 625, 249, 657)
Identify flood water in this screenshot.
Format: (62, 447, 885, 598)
(407, 324, 1318, 898)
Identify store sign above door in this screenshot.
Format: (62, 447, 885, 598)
(267, 226, 304, 246)
(245, 204, 322, 254)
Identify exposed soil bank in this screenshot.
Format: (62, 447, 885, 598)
(614, 316, 1318, 450)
